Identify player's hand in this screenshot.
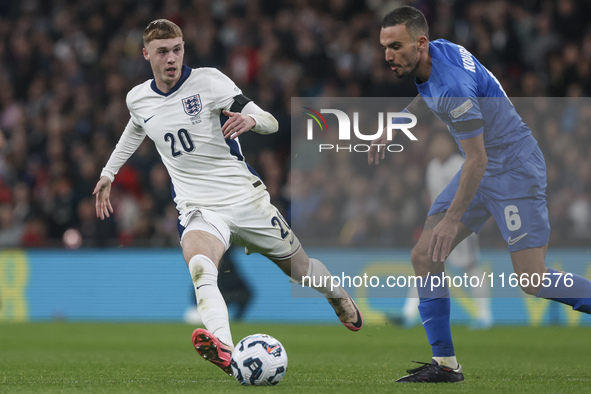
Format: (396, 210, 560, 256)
(222, 110, 256, 139)
(93, 176, 114, 220)
(367, 129, 392, 165)
(428, 215, 459, 263)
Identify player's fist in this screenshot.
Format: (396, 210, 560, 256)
(222, 110, 256, 139)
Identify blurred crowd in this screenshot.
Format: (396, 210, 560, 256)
(0, 0, 590, 248)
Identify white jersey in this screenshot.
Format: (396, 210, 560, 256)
(102, 66, 266, 217)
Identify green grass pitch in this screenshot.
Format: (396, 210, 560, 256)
(0, 322, 589, 393)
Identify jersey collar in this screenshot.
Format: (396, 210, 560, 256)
(150, 65, 192, 96)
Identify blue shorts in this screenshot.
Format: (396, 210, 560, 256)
(428, 147, 550, 252)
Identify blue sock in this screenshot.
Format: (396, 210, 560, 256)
(417, 272, 454, 357)
(537, 268, 591, 314)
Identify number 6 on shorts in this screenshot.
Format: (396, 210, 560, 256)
(504, 204, 522, 231)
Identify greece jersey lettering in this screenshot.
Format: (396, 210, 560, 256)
(122, 65, 264, 214)
(415, 39, 538, 177)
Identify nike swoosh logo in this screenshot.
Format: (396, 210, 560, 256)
(196, 284, 212, 290)
(349, 299, 363, 329)
(508, 232, 528, 246)
(421, 318, 432, 325)
(144, 115, 155, 123)
(266, 345, 280, 354)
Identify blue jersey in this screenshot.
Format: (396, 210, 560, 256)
(416, 39, 538, 176)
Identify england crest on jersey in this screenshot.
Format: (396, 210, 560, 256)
(182, 94, 202, 116)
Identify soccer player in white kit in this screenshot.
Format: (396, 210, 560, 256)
(93, 19, 363, 376)
(401, 133, 492, 329)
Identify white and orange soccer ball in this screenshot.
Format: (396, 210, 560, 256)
(231, 334, 288, 386)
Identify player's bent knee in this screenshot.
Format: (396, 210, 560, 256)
(410, 246, 430, 270)
(513, 266, 546, 296)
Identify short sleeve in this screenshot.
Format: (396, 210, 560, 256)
(441, 80, 484, 139)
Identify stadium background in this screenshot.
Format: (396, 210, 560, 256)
(1, 0, 590, 326)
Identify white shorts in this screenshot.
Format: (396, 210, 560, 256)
(179, 192, 301, 260)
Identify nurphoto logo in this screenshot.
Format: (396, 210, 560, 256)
(303, 107, 418, 153)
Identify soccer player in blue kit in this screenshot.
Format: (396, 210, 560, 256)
(369, 6, 591, 383)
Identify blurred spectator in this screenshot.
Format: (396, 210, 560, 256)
(0, 203, 23, 246)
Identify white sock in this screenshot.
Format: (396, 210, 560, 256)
(189, 254, 233, 349)
(433, 356, 459, 369)
(303, 258, 346, 298)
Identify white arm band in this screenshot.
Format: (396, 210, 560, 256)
(100, 119, 146, 182)
(241, 101, 279, 135)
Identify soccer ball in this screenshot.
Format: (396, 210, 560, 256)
(231, 334, 288, 386)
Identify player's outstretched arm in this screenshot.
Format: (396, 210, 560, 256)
(95, 117, 146, 215)
(94, 118, 146, 220)
(93, 176, 114, 220)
